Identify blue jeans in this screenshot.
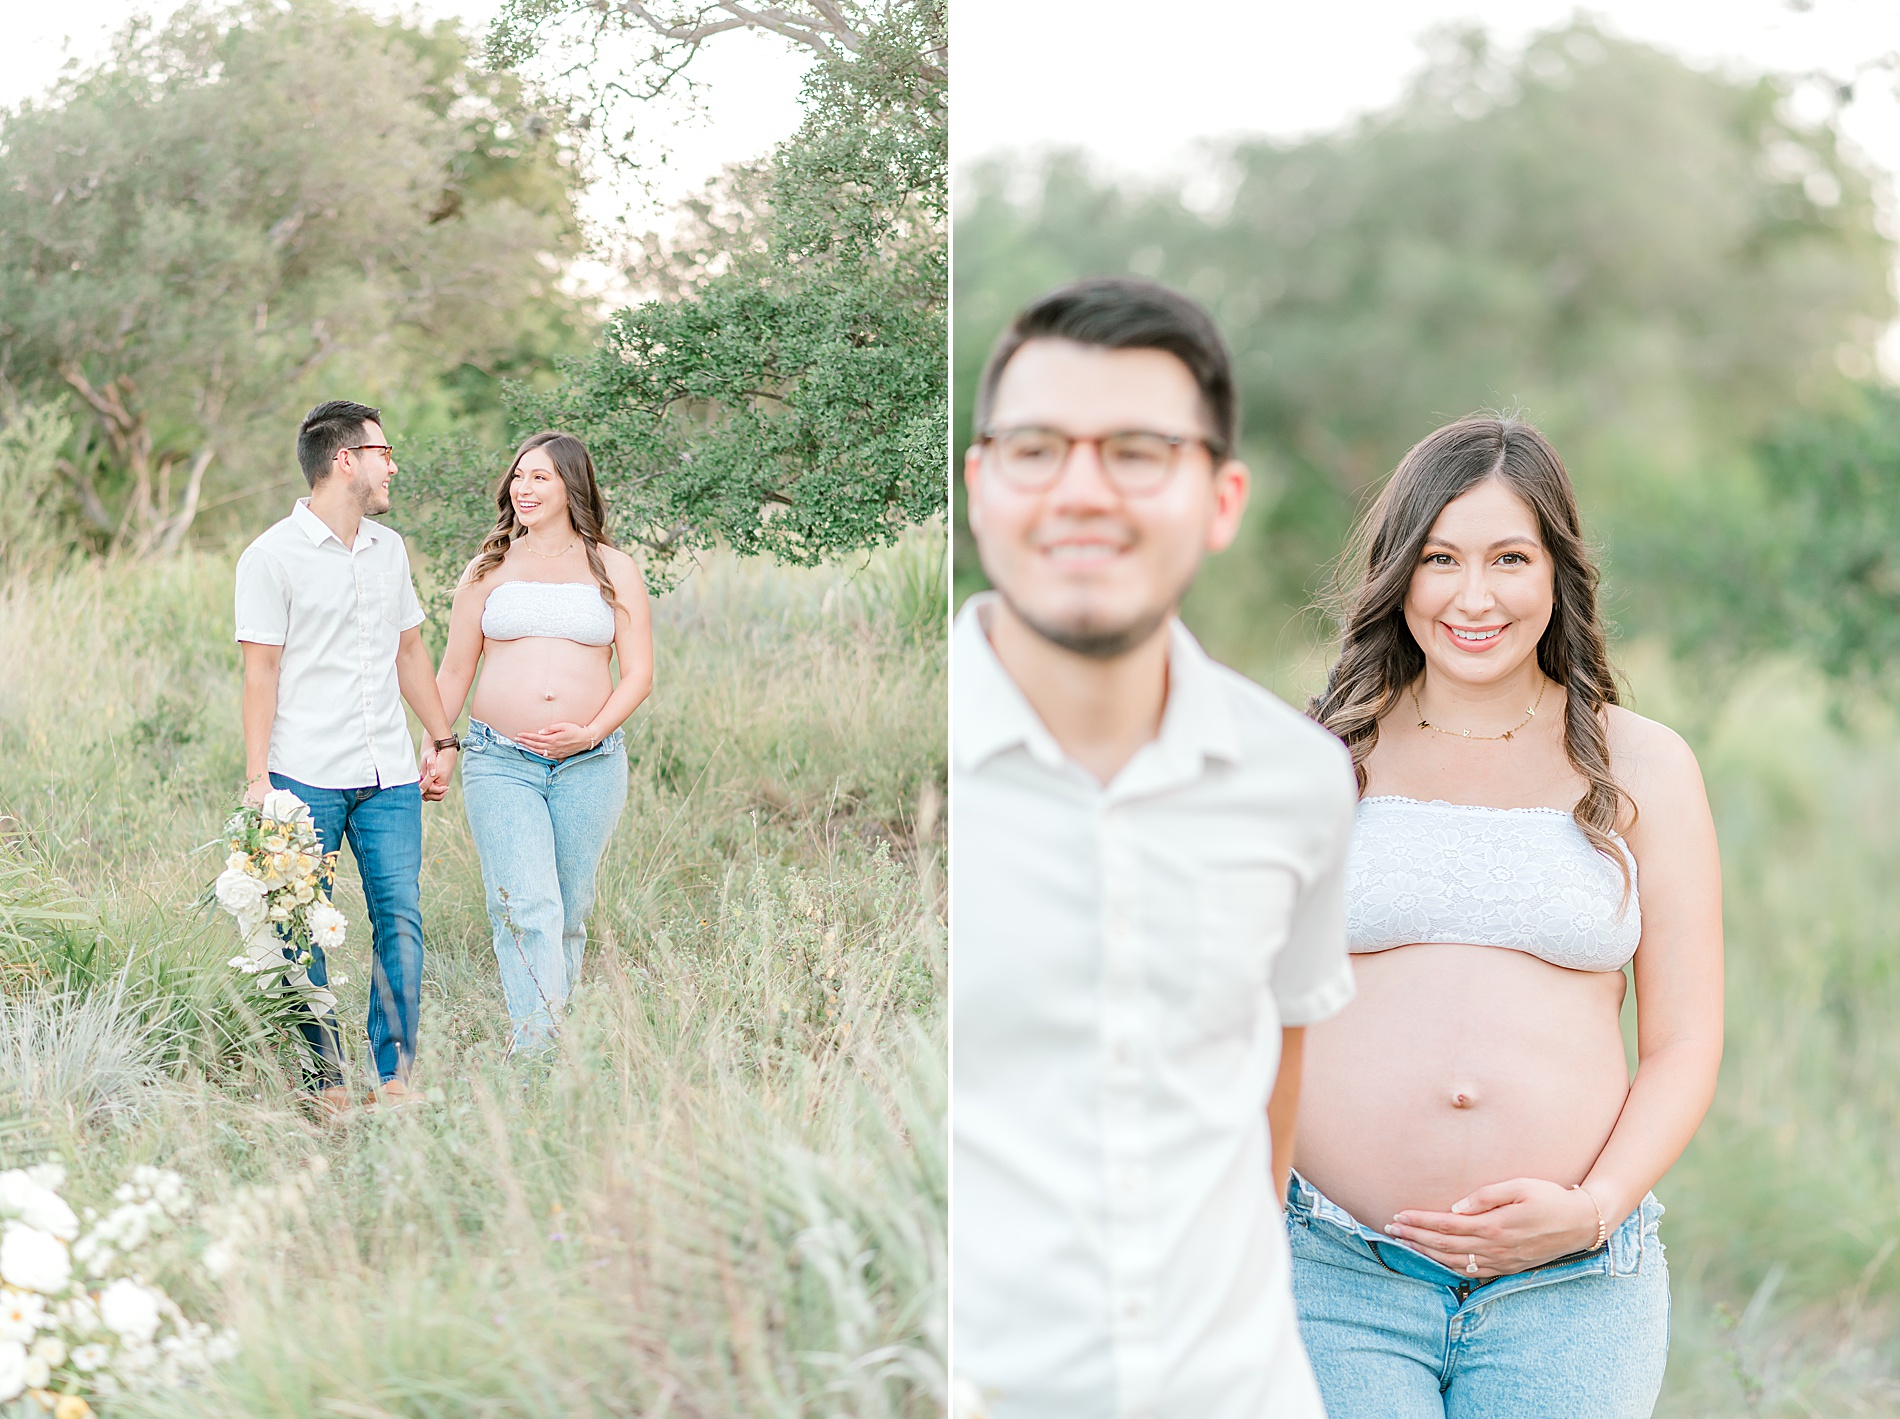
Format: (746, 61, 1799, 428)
(268, 775, 424, 1086)
(460, 720, 627, 1052)
(1286, 1171, 1670, 1419)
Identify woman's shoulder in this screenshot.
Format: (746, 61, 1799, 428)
(1605, 704, 1705, 808)
(457, 551, 519, 595)
(597, 543, 639, 575)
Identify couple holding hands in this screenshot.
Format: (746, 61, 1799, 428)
(235, 400, 652, 1112)
(953, 279, 1724, 1417)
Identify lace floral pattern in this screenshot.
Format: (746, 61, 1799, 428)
(1345, 796, 1641, 971)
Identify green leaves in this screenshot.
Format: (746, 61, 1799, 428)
(402, 0, 946, 591)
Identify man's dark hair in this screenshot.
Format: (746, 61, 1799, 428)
(297, 400, 383, 487)
(974, 277, 1238, 457)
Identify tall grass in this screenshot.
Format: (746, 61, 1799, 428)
(0, 538, 945, 1417)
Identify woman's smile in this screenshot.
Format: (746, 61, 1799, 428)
(1442, 622, 1508, 650)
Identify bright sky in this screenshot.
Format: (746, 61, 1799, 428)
(954, 0, 1900, 181)
(0, 0, 812, 299)
(954, 0, 1900, 370)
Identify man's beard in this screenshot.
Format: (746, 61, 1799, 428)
(999, 590, 1173, 661)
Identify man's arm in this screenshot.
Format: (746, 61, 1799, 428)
(240, 641, 282, 806)
(395, 627, 456, 800)
(1266, 1026, 1305, 1210)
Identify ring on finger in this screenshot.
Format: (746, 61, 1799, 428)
(1465, 1253, 1479, 1276)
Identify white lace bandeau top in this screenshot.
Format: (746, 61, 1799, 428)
(480, 580, 615, 646)
(1345, 796, 1641, 972)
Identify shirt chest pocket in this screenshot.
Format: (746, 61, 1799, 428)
(1195, 865, 1298, 1038)
(379, 571, 411, 629)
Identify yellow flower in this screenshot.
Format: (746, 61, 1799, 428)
(55, 1395, 93, 1419)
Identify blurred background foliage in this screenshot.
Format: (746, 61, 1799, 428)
(954, 21, 1896, 679)
(959, 19, 1900, 1413)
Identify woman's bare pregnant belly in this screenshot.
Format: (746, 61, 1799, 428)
(470, 637, 614, 746)
(1295, 942, 1631, 1230)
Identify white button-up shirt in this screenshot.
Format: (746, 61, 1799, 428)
(952, 595, 1357, 1419)
(234, 499, 426, 790)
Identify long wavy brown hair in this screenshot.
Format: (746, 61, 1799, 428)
(1309, 415, 1630, 884)
(467, 432, 617, 608)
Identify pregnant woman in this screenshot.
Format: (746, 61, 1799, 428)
(1291, 416, 1723, 1417)
(436, 431, 653, 1053)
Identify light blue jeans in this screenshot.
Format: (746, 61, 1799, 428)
(1286, 1171, 1670, 1419)
(460, 719, 627, 1052)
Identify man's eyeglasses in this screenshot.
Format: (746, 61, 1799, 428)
(343, 444, 395, 462)
(977, 426, 1224, 495)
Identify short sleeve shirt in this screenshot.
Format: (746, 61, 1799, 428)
(952, 595, 1358, 1419)
(235, 499, 426, 790)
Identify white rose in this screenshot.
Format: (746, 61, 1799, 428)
(0, 1338, 24, 1401)
(224, 850, 250, 874)
(98, 1278, 161, 1344)
(0, 1224, 69, 1295)
(259, 788, 311, 826)
(213, 868, 269, 935)
(30, 1335, 63, 1368)
(0, 1173, 78, 1240)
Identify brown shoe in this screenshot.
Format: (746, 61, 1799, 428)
(318, 1086, 354, 1120)
(366, 1077, 421, 1109)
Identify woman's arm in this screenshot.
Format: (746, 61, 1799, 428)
(434, 560, 490, 728)
(515, 550, 654, 757)
(1385, 711, 1724, 1274)
(1572, 713, 1724, 1225)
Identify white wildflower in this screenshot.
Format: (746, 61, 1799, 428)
(20, 1166, 64, 1197)
(68, 1343, 107, 1372)
(22, 1353, 47, 1388)
(30, 1335, 63, 1368)
(0, 1288, 42, 1343)
(0, 1224, 69, 1295)
(0, 1339, 24, 1401)
(308, 901, 347, 951)
(98, 1278, 162, 1344)
(0, 1173, 78, 1241)
(55, 1296, 99, 1337)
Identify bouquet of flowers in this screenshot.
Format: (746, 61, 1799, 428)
(0, 1163, 237, 1413)
(211, 790, 345, 991)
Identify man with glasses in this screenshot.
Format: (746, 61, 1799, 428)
(954, 279, 1357, 1417)
(235, 399, 460, 1115)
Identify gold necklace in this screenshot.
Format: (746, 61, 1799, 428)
(520, 535, 576, 560)
(1410, 676, 1547, 742)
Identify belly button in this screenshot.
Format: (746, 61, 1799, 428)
(543, 692, 555, 701)
(1450, 1089, 1477, 1109)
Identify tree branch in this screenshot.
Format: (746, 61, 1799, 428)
(613, 1, 865, 60)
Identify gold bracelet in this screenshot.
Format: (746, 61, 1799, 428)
(1570, 1184, 1608, 1250)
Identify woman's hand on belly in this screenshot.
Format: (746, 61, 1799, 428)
(514, 721, 598, 759)
(1383, 1176, 1605, 1278)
